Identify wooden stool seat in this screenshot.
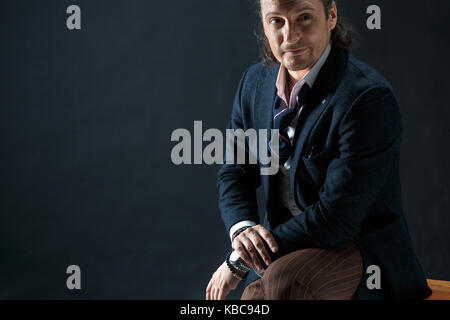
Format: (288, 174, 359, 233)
(425, 279, 450, 300)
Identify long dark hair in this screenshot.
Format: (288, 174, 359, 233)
(254, 0, 354, 65)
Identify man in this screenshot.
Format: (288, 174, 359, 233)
(206, 0, 432, 300)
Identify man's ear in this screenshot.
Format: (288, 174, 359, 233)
(329, 1, 338, 30)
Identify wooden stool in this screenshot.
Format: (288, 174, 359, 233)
(425, 279, 450, 300)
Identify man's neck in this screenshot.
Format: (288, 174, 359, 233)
(287, 69, 311, 93)
(277, 42, 332, 106)
(285, 43, 330, 94)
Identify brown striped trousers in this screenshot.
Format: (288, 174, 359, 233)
(241, 241, 363, 300)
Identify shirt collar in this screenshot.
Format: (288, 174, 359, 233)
(276, 41, 332, 107)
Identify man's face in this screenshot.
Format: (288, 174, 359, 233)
(261, 0, 337, 71)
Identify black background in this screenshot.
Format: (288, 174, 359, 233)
(1, 0, 449, 299)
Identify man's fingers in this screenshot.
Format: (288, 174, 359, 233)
(241, 237, 264, 270)
(247, 232, 272, 266)
(233, 225, 278, 270)
(218, 289, 225, 300)
(233, 239, 253, 268)
(255, 226, 278, 253)
(206, 280, 212, 300)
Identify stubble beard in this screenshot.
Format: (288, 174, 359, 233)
(282, 51, 315, 72)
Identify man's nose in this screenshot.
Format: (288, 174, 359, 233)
(283, 22, 301, 44)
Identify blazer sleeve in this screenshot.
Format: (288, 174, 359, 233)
(217, 68, 262, 236)
(269, 85, 403, 258)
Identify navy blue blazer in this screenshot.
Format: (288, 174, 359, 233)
(217, 45, 432, 299)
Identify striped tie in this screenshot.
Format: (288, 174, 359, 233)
(268, 82, 311, 166)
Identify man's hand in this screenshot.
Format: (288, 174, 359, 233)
(232, 224, 278, 272)
(206, 261, 241, 300)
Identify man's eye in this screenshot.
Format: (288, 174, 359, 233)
(270, 18, 282, 24)
(300, 15, 312, 22)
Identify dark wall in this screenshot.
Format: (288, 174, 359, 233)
(0, 0, 448, 299)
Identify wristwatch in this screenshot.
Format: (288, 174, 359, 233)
(228, 250, 251, 273)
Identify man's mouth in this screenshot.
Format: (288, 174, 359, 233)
(284, 47, 308, 55)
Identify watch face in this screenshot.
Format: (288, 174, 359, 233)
(230, 250, 241, 263)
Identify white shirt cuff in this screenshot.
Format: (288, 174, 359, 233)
(229, 220, 257, 242)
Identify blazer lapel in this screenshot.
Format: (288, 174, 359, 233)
(289, 47, 349, 203)
(255, 65, 278, 213)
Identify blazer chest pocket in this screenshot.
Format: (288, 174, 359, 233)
(301, 145, 334, 186)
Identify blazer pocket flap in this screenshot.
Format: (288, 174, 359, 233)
(301, 145, 334, 185)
